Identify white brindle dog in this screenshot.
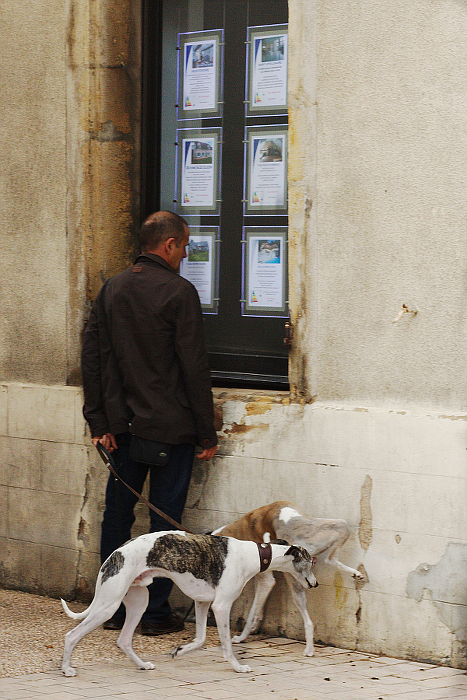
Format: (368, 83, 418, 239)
(212, 501, 365, 656)
(61, 530, 317, 676)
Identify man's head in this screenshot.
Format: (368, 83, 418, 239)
(139, 211, 189, 271)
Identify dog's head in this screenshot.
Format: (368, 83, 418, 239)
(284, 544, 318, 589)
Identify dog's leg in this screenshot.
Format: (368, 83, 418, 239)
(232, 570, 275, 644)
(171, 600, 210, 659)
(324, 544, 364, 579)
(62, 601, 123, 677)
(212, 599, 252, 673)
(117, 586, 155, 670)
(284, 573, 315, 656)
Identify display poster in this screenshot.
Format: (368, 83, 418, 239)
(245, 126, 288, 214)
(178, 30, 223, 119)
(176, 128, 221, 215)
(243, 228, 288, 316)
(180, 229, 219, 312)
(247, 25, 288, 115)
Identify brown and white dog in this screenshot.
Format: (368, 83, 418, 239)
(212, 501, 364, 656)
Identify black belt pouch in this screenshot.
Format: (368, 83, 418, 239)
(129, 435, 172, 466)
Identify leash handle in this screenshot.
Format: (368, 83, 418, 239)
(95, 442, 192, 534)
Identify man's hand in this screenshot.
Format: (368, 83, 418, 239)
(196, 445, 218, 460)
(92, 433, 118, 452)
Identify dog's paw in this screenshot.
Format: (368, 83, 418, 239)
(62, 666, 77, 677)
(303, 647, 315, 657)
(170, 645, 183, 659)
(139, 661, 156, 670)
(232, 634, 245, 644)
(236, 663, 252, 673)
(353, 570, 365, 580)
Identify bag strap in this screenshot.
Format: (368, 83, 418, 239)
(96, 442, 194, 534)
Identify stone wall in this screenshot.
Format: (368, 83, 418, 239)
(1, 384, 465, 668)
(1, 0, 467, 672)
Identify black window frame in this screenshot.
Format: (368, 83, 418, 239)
(141, 0, 290, 390)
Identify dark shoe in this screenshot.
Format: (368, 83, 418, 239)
(103, 616, 125, 630)
(140, 613, 184, 636)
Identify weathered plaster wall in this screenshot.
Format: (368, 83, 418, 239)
(66, 0, 141, 384)
(0, 382, 149, 601)
(181, 391, 467, 669)
(0, 1, 67, 384)
(0, 0, 140, 387)
(314, 0, 467, 410)
(2, 385, 465, 669)
(289, 0, 467, 412)
(288, 0, 317, 401)
(1, 0, 467, 673)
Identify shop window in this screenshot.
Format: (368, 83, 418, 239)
(143, 0, 289, 388)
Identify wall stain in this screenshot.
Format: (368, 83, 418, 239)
(438, 415, 467, 421)
(245, 399, 274, 416)
(406, 542, 467, 643)
(333, 571, 348, 609)
(359, 475, 373, 551)
(223, 423, 268, 435)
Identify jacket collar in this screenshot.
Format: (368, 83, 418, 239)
(135, 252, 176, 274)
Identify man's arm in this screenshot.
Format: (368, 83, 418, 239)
(81, 293, 111, 438)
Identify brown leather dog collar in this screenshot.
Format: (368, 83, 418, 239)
(257, 542, 272, 572)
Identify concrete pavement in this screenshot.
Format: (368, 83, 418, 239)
(0, 637, 465, 700)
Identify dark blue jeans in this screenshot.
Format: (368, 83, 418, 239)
(100, 432, 195, 623)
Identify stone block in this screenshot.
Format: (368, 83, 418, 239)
(188, 455, 266, 514)
(8, 488, 82, 549)
(0, 385, 7, 436)
(355, 589, 454, 665)
(40, 441, 89, 497)
(0, 538, 42, 593)
(39, 544, 80, 598)
(0, 436, 43, 489)
(0, 487, 7, 537)
(7, 384, 78, 443)
(370, 469, 467, 540)
(75, 548, 101, 601)
(74, 389, 88, 445)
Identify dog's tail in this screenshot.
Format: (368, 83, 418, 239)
(61, 598, 90, 621)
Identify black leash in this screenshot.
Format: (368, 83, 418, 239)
(96, 442, 196, 623)
(95, 442, 194, 534)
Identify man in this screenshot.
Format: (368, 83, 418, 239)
(81, 211, 218, 635)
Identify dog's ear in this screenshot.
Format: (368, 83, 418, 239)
(285, 545, 312, 561)
(271, 539, 290, 546)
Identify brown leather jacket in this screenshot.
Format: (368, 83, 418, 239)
(81, 253, 218, 448)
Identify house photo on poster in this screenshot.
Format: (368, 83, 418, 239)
(247, 24, 288, 115)
(244, 125, 288, 215)
(178, 29, 224, 119)
(180, 229, 219, 312)
(176, 128, 222, 215)
(243, 227, 288, 316)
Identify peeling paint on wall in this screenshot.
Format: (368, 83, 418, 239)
(406, 542, 467, 643)
(223, 422, 269, 435)
(245, 399, 274, 415)
(358, 475, 373, 551)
